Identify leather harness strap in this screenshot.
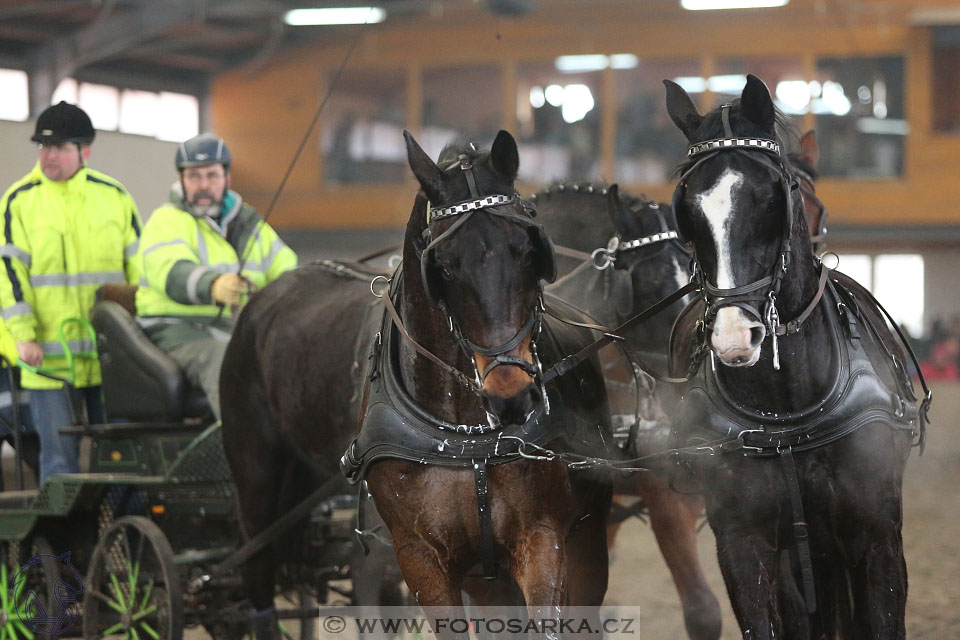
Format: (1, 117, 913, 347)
(780, 446, 817, 614)
(473, 460, 498, 579)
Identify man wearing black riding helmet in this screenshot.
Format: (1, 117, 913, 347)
(135, 133, 296, 420)
(0, 101, 142, 484)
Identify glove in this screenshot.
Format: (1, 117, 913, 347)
(210, 273, 256, 307)
(16, 341, 43, 367)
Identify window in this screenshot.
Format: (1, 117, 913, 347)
(615, 59, 697, 184)
(52, 79, 198, 142)
(0, 69, 28, 121)
(932, 27, 960, 133)
(77, 82, 120, 131)
(420, 65, 503, 161)
(815, 57, 906, 178)
(321, 68, 407, 185)
(708, 58, 808, 116)
(835, 253, 923, 337)
(516, 60, 602, 184)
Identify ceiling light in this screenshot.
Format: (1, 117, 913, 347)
(681, 0, 788, 10)
(555, 55, 609, 73)
(284, 7, 386, 26)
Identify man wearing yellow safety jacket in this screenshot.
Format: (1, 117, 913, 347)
(136, 133, 297, 420)
(0, 102, 141, 483)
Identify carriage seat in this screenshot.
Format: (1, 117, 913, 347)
(92, 287, 210, 422)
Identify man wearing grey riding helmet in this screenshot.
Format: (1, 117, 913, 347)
(135, 133, 297, 419)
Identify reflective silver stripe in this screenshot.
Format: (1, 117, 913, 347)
(186, 265, 212, 304)
(40, 338, 96, 356)
(123, 239, 140, 259)
(2, 301, 32, 320)
(142, 238, 190, 259)
(29, 272, 125, 287)
(196, 227, 209, 265)
(213, 262, 240, 273)
(139, 276, 150, 287)
(247, 237, 287, 274)
(0, 245, 31, 267)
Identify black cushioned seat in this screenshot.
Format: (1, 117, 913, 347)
(91, 300, 210, 421)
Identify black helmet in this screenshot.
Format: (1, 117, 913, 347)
(31, 101, 95, 145)
(175, 133, 231, 171)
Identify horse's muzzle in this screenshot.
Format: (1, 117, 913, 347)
(480, 383, 542, 425)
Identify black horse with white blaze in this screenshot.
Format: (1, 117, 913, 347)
(664, 75, 929, 639)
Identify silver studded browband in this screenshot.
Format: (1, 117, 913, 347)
(427, 194, 515, 223)
(617, 231, 680, 251)
(687, 137, 780, 158)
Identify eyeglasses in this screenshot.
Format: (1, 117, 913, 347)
(182, 168, 226, 184)
(37, 142, 80, 154)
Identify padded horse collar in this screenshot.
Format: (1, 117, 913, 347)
(674, 277, 921, 457)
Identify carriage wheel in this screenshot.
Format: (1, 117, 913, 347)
(82, 516, 183, 640)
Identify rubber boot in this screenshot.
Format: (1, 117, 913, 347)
(251, 607, 280, 640)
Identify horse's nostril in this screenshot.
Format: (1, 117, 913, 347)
(528, 384, 542, 408)
(749, 325, 765, 348)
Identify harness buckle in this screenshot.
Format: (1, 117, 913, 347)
(369, 275, 390, 298)
(590, 247, 615, 270)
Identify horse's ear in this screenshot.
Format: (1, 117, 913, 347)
(604, 183, 622, 224)
(404, 130, 443, 202)
(740, 74, 776, 133)
(663, 79, 703, 141)
(489, 130, 519, 183)
(798, 129, 820, 169)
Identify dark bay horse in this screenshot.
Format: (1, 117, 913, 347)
(221, 130, 613, 636)
(535, 184, 721, 640)
(663, 75, 926, 639)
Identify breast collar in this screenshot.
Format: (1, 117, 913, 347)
(674, 277, 921, 457)
(341, 277, 569, 484)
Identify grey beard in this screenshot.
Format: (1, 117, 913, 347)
(190, 202, 220, 218)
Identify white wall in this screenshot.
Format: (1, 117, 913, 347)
(0, 119, 178, 221)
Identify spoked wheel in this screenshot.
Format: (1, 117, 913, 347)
(83, 516, 183, 640)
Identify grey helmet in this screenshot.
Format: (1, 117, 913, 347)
(175, 133, 231, 171)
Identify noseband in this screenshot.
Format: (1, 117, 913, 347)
(419, 151, 548, 403)
(677, 105, 827, 369)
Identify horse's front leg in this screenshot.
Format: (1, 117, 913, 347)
(701, 465, 783, 640)
(636, 473, 722, 640)
(835, 429, 910, 639)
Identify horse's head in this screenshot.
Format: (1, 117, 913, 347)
(665, 75, 805, 368)
(405, 129, 556, 425)
(604, 185, 689, 301)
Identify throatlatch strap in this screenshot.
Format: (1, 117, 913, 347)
(780, 447, 817, 614)
(473, 460, 498, 579)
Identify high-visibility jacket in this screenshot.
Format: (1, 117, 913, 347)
(0, 163, 141, 389)
(135, 191, 297, 327)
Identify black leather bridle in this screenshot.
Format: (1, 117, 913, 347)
(674, 105, 828, 370)
(415, 151, 553, 408)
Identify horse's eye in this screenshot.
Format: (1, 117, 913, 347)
(441, 266, 453, 280)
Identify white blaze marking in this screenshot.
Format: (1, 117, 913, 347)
(696, 169, 743, 289)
